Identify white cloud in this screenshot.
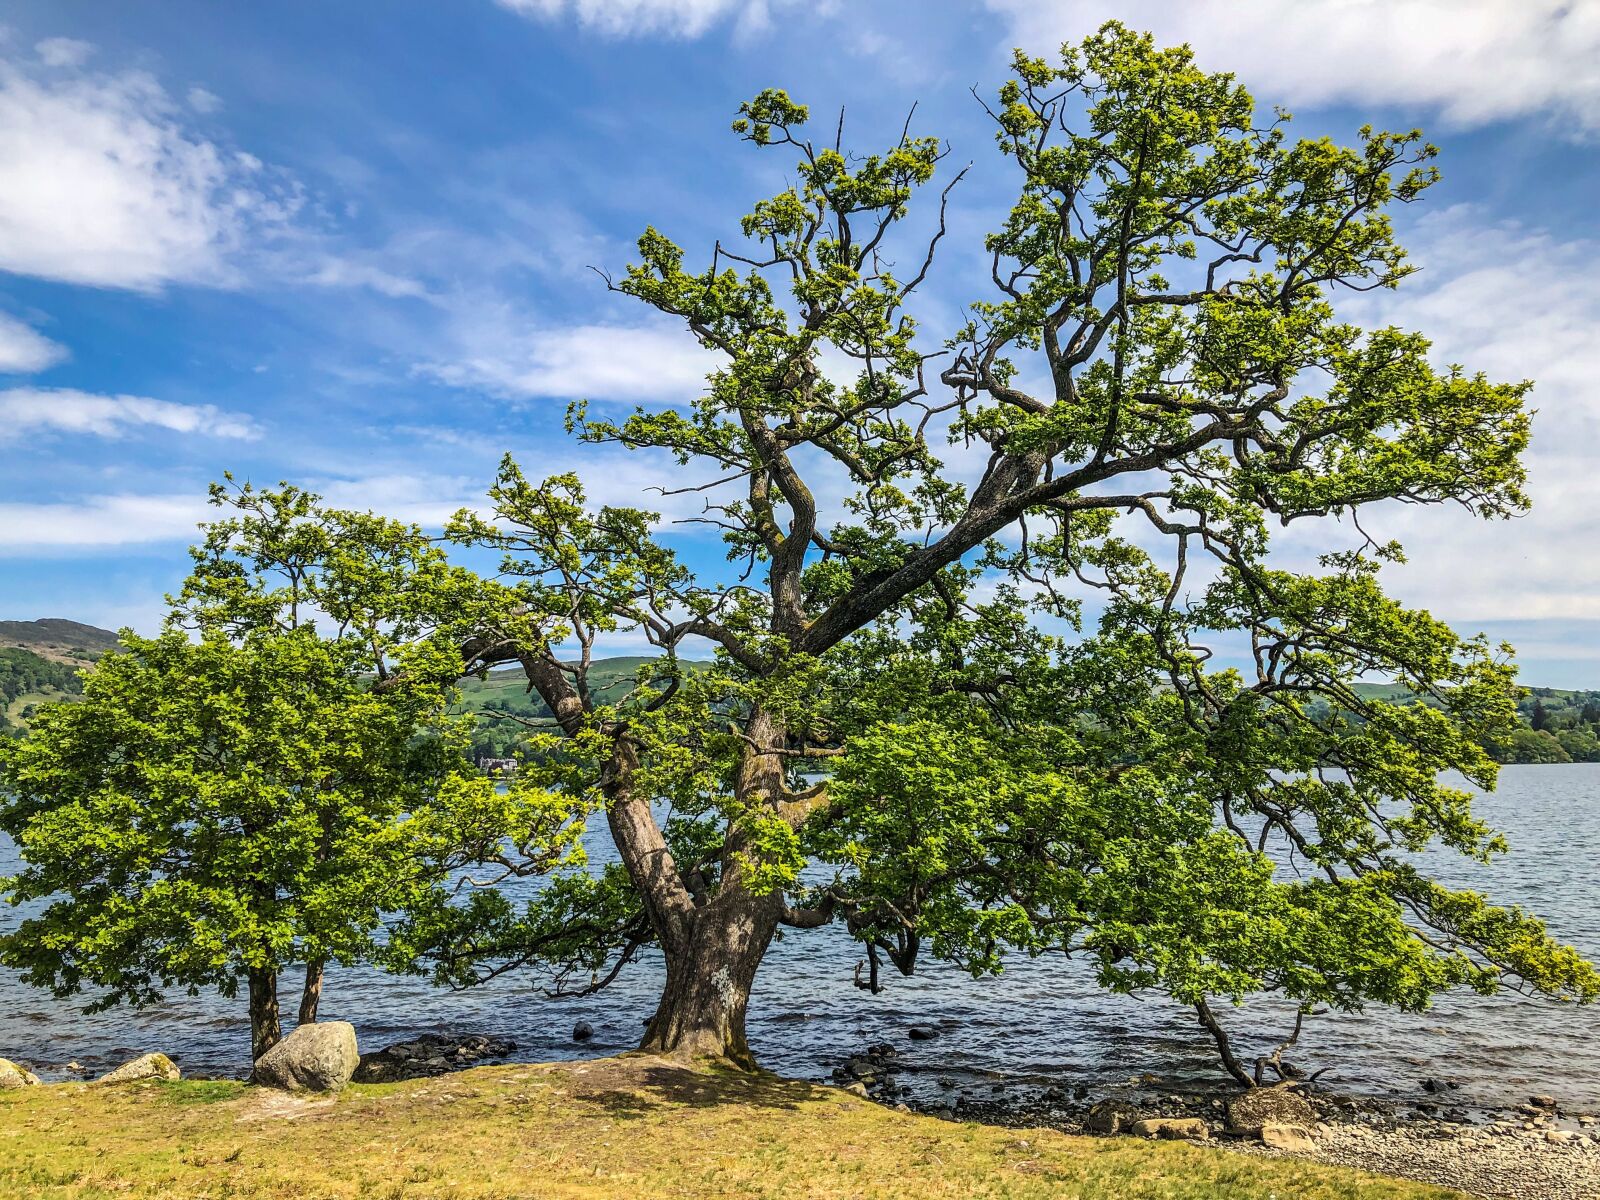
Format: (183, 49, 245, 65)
(0, 388, 261, 440)
(0, 51, 297, 291)
(1307, 207, 1600, 624)
(0, 492, 209, 551)
(34, 38, 93, 69)
(418, 311, 717, 403)
(494, 0, 791, 38)
(302, 257, 430, 299)
(986, 1, 1600, 131)
(185, 85, 221, 114)
(0, 311, 66, 373)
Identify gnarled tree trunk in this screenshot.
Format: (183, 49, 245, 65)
(512, 641, 800, 1070)
(622, 707, 791, 1067)
(638, 888, 783, 1069)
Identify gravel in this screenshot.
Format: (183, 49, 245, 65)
(1240, 1118, 1600, 1200)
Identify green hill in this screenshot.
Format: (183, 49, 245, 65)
(0, 619, 120, 667)
(0, 620, 120, 735)
(457, 656, 699, 760)
(2, 618, 1595, 764)
(1350, 681, 1600, 764)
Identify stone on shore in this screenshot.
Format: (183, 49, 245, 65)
(1131, 1117, 1209, 1140)
(0, 1058, 41, 1089)
(1225, 1087, 1315, 1135)
(1259, 1123, 1318, 1153)
(352, 1033, 517, 1083)
(253, 1022, 359, 1093)
(1085, 1099, 1143, 1134)
(93, 1052, 180, 1086)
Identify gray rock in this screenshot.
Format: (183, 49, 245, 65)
(0, 1058, 40, 1089)
(93, 1053, 180, 1086)
(1130, 1117, 1209, 1140)
(253, 1021, 359, 1093)
(1086, 1098, 1142, 1134)
(1260, 1123, 1317, 1153)
(908, 1025, 939, 1041)
(1225, 1086, 1315, 1134)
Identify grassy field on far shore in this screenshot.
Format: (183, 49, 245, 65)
(0, 1055, 1466, 1200)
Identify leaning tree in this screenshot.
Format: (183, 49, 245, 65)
(408, 23, 1595, 1073)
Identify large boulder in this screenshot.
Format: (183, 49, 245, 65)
(1225, 1086, 1315, 1135)
(0, 1058, 41, 1089)
(253, 1021, 359, 1093)
(93, 1053, 180, 1086)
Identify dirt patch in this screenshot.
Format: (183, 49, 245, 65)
(232, 1089, 339, 1123)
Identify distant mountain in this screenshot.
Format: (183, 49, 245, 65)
(0, 619, 121, 667)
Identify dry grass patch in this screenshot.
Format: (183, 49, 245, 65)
(0, 1055, 1466, 1200)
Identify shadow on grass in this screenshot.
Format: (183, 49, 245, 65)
(578, 1060, 828, 1118)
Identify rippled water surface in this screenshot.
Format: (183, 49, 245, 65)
(4, 764, 1597, 1110)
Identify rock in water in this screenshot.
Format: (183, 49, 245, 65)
(0, 1059, 40, 1089)
(1225, 1086, 1315, 1135)
(1085, 1099, 1143, 1134)
(907, 1025, 939, 1041)
(572, 1020, 594, 1042)
(1258, 1123, 1317, 1153)
(1130, 1117, 1209, 1141)
(93, 1053, 180, 1086)
(253, 1022, 359, 1093)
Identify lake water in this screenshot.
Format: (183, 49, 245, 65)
(3, 764, 1597, 1112)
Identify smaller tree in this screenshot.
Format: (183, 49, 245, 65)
(0, 483, 581, 1064)
(1531, 698, 1550, 731)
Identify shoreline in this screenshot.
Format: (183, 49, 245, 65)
(895, 1075, 1600, 1200)
(11, 1029, 1600, 1198)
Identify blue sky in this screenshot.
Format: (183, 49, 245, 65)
(1, 0, 1598, 684)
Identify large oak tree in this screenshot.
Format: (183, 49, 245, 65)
(416, 24, 1596, 1073)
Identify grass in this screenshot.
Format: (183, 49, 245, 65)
(0, 1055, 1465, 1200)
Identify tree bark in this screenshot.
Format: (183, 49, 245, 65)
(298, 959, 324, 1025)
(638, 888, 782, 1069)
(248, 968, 281, 1065)
(634, 706, 789, 1067)
(514, 645, 791, 1069)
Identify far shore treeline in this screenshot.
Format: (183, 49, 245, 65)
(11, 629, 1596, 766)
(2, 24, 1597, 1093)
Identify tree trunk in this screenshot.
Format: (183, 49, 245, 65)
(519, 649, 794, 1070)
(298, 959, 324, 1026)
(638, 889, 783, 1069)
(634, 706, 789, 1068)
(248, 968, 281, 1065)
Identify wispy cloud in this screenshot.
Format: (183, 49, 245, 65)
(495, 0, 784, 38)
(0, 311, 66, 373)
(0, 388, 261, 440)
(0, 492, 210, 551)
(417, 309, 717, 404)
(986, 0, 1600, 133)
(33, 38, 94, 69)
(0, 43, 299, 291)
(1312, 206, 1600, 623)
